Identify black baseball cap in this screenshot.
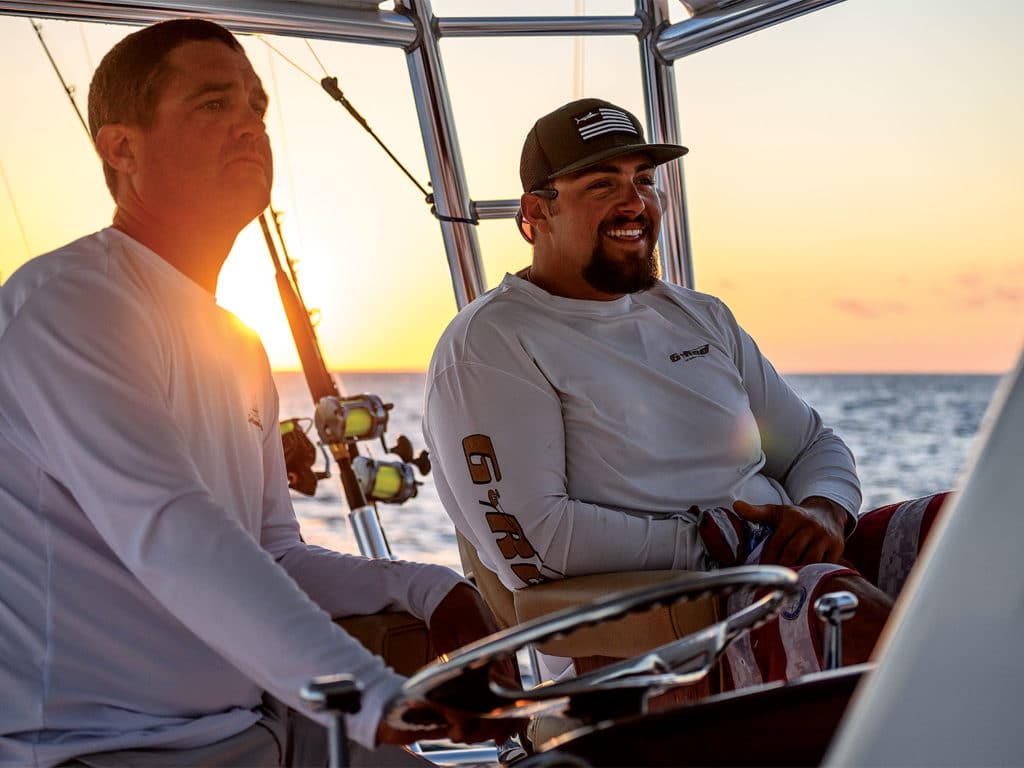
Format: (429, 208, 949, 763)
(519, 97, 688, 193)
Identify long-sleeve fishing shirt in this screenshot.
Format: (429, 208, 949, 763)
(0, 228, 462, 767)
(424, 273, 861, 591)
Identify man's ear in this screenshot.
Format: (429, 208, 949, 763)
(94, 123, 137, 175)
(520, 192, 552, 237)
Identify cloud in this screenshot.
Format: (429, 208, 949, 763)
(953, 261, 1024, 311)
(994, 286, 1023, 305)
(955, 272, 984, 289)
(833, 298, 908, 318)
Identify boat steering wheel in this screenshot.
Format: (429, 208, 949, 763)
(391, 565, 799, 725)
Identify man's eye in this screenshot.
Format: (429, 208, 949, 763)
(587, 179, 612, 190)
(201, 99, 225, 111)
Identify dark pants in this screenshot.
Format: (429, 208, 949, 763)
(62, 695, 430, 768)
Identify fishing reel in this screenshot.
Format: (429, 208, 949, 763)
(353, 457, 417, 504)
(312, 394, 431, 505)
(280, 418, 330, 496)
(352, 435, 431, 504)
(315, 394, 391, 444)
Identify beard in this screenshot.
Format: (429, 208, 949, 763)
(581, 215, 660, 295)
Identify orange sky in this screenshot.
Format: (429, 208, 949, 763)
(0, 0, 1021, 373)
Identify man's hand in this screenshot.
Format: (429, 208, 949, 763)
(375, 697, 515, 746)
(733, 496, 847, 567)
(374, 582, 521, 749)
(428, 582, 519, 684)
(428, 582, 501, 658)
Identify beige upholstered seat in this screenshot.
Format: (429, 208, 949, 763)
(455, 531, 721, 668)
(335, 612, 434, 676)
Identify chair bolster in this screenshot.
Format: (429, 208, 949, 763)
(513, 571, 720, 658)
(335, 612, 434, 677)
(456, 530, 518, 629)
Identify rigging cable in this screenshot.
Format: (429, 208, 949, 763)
(0, 159, 33, 263)
(573, 0, 586, 99)
(31, 19, 90, 139)
(303, 39, 330, 79)
(79, 23, 95, 71)
(256, 36, 477, 224)
(15, 19, 92, 270)
(265, 46, 309, 261)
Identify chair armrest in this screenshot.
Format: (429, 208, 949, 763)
(335, 612, 434, 677)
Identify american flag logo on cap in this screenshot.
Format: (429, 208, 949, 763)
(573, 107, 637, 142)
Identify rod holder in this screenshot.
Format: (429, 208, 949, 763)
(350, 505, 394, 559)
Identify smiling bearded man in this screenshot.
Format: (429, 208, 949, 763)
(423, 97, 920, 686)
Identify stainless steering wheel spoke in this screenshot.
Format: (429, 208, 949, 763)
(393, 566, 799, 726)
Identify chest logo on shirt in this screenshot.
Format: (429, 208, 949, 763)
(670, 343, 709, 363)
(247, 405, 264, 431)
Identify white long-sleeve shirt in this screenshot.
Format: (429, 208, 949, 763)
(424, 273, 860, 591)
(0, 229, 462, 767)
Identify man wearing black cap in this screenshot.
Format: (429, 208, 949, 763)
(423, 98, 902, 682)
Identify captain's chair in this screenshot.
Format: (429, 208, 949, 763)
(455, 530, 723, 686)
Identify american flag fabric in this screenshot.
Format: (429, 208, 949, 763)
(843, 491, 951, 598)
(573, 106, 638, 142)
(720, 491, 951, 690)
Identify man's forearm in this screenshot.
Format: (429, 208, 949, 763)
(277, 544, 466, 622)
(800, 495, 856, 538)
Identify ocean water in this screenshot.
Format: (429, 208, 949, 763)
(274, 371, 1002, 571)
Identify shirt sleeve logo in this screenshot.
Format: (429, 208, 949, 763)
(462, 433, 549, 587)
(462, 434, 501, 484)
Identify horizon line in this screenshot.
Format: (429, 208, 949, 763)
(270, 367, 1011, 376)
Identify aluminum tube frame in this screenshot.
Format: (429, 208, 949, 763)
(0, 0, 416, 46)
(399, 0, 486, 310)
(638, 0, 694, 289)
(437, 15, 642, 38)
(656, 0, 848, 61)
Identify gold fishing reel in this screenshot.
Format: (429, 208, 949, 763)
(315, 394, 391, 444)
(289, 395, 431, 505)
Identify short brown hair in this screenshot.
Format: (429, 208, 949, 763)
(88, 18, 243, 196)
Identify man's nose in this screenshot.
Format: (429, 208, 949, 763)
(233, 104, 267, 140)
(614, 182, 647, 216)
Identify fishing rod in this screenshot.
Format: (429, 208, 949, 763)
(31, 19, 90, 138)
(259, 211, 429, 559)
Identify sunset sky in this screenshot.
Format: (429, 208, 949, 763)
(0, 0, 1021, 374)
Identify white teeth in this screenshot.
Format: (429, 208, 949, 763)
(605, 228, 643, 238)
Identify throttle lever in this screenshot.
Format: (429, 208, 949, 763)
(814, 590, 859, 670)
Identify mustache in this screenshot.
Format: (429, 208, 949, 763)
(602, 213, 653, 230)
